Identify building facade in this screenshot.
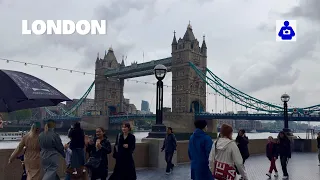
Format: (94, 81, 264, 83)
(171, 24, 207, 113)
(141, 100, 150, 112)
(94, 47, 125, 115)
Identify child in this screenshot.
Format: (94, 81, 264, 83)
(64, 142, 72, 180)
(266, 136, 278, 178)
(17, 148, 27, 180)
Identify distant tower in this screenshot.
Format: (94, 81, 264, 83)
(171, 23, 207, 113)
(94, 47, 124, 115)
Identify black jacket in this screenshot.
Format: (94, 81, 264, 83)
(236, 135, 250, 159)
(162, 133, 177, 153)
(278, 138, 291, 158)
(317, 137, 320, 148)
(87, 137, 112, 169)
(68, 128, 85, 149)
(266, 142, 278, 160)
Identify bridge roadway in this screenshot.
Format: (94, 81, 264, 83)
(48, 113, 320, 123)
(108, 113, 320, 123)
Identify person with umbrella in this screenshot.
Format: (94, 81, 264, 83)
(8, 122, 42, 180)
(39, 120, 65, 180)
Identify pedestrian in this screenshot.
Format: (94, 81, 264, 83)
(277, 131, 291, 179)
(161, 127, 177, 174)
(68, 122, 86, 175)
(265, 136, 279, 178)
(236, 129, 250, 164)
(9, 122, 42, 180)
(109, 122, 137, 180)
(85, 127, 112, 180)
(64, 142, 72, 180)
(213, 124, 248, 180)
(39, 120, 65, 180)
(188, 119, 214, 180)
(317, 132, 320, 166)
(17, 147, 27, 180)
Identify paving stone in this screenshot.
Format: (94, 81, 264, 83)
(136, 153, 320, 180)
(61, 153, 320, 180)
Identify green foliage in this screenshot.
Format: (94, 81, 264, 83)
(9, 109, 32, 120)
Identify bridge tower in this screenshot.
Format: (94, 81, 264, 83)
(94, 47, 124, 115)
(163, 23, 216, 139)
(171, 23, 207, 113)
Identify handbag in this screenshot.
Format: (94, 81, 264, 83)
(213, 161, 236, 180)
(112, 133, 121, 159)
(84, 157, 101, 169)
(213, 139, 236, 180)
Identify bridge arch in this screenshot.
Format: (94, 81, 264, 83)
(190, 100, 205, 113)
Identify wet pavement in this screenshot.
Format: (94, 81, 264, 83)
(61, 153, 319, 180)
(137, 153, 320, 180)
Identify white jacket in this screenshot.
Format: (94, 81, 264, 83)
(209, 137, 248, 180)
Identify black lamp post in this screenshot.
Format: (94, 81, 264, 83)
(281, 93, 291, 134)
(147, 64, 167, 138)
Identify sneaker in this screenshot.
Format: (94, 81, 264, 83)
(82, 169, 86, 173)
(282, 176, 288, 179)
(72, 171, 78, 175)
(274, 172, 279, 177)
(266, 172, 271, 178)
(165, 171, 171, 175)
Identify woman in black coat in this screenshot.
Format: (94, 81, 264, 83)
(109, 122, 137, 180)
(86, 127, 112, 180)
(236, 129, 250, 163)
(68, 122, 85, 173)
(277, 131, 291, 179)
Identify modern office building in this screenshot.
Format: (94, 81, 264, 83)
(141, 100, 150, 112)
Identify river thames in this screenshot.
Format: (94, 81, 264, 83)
(0, 132, 311, 149)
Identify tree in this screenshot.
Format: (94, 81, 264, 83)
(11, 109, 32, 121)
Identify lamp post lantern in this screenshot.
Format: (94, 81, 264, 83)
(147, 64, 167, 138)
(281, 93, 290, 133)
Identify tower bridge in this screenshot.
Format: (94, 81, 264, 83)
(43, 23, 320, 135)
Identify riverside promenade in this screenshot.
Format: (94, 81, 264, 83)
(136, 153, 318, 180)
(1, 139, 319, 180)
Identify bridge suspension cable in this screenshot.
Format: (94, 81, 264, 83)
(189, 62, 320, 113)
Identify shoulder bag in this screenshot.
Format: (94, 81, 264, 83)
(112, 133, 121, 159)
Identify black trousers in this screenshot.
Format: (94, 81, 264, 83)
(91, 169, 108, 180)
(280, 156, 289, 176)
(165, 151, 174, 172)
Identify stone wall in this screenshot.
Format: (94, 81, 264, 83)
(0, 139, 317, 180)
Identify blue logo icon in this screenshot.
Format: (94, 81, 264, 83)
(276, 20, 297, 42)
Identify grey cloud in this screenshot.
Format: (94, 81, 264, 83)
(285, 0, 320, 22)
(95, 0, 157, 30)
(231, 31, 317, 93)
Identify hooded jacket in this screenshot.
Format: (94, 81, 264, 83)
(210, 137, 248, 180)
(188, 128, 214, 180)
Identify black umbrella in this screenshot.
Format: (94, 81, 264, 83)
(0, 69, 71, 112)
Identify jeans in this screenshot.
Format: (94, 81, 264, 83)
(280, 156, 289, 176)
(269, 158, 278, 173)
(165, 151, 174, 172)
(318, 148, 320, 162)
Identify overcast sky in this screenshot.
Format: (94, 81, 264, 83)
(0, 0, 319, 114)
